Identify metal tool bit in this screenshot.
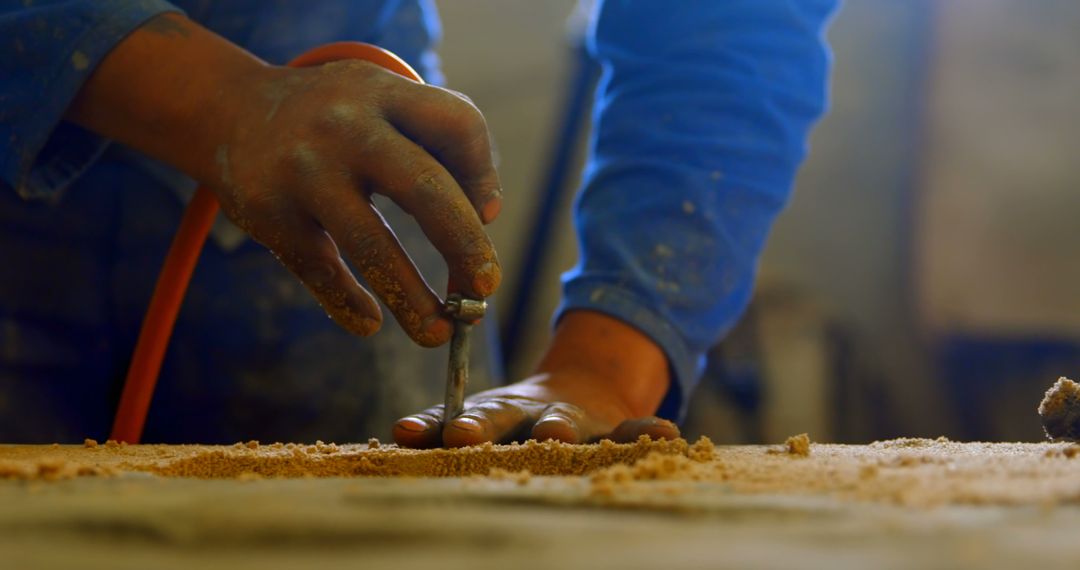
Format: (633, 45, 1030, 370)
(443, 294, 487, 425)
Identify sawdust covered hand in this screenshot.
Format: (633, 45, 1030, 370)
(65, 14, 502, 347)
(394, 311, 681, 447)
(212, 60, 502, 346)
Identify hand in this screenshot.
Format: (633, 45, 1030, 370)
(393, 311, 681, 447)
(213, 60, 502, 346)
(66, 14, 502, 346)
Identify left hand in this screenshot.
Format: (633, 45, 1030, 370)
(393, 311, 680, 448)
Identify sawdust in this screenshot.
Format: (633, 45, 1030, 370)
(766, 433, 811, 456)
(0, 437, 688, 480)
(149, 436, 688, 478)
(584, 435, 1080, 508)
(785, 433, 811, 456)
(0, 458, 115, 481)
(1039, 377, 1080, 441)
(5, 434, 1080, 508)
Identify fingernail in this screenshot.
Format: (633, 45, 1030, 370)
(450, 417, 484, 433)
(395, 417, 430, 433)
(358, 317, 380, 335)
(535, 416, 569, 428)
(480, 191, 502, 224)
(472, 261, 500, 296)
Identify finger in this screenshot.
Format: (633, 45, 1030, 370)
(608, 417, 681, 443)
(243, 206, 382, 336)
(393, 405, 445, 449)
(386, 84, 503, 224)
(443, 397, 540, 448)
(363, 133, 501, 298)
(305, 173, 452, 347)
(531, 403, 593, 444)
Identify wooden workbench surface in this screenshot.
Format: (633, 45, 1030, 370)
(4, 438, 1080, 569)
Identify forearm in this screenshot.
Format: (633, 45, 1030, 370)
(1, 0, 180, 197)
(561, 0, 837, 418)
(65, 13, 268, 188)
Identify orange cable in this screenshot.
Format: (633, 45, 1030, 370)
(110, 42, 423, 443)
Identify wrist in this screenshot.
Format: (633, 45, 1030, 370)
(535, 310, 670, 417)
(189, 57, 277, 171)
(65, 13, 270, 186)
(192, 64, 282, 185)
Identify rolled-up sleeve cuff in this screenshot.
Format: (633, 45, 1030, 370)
(3, 0, 181, 201)
(557, 277, 701, 421)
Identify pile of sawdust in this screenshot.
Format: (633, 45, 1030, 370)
(590, 437, 717, 497)
(0, 436, 691, 481)
(6, 435, 1080, 508)
(150, 436, 690, 479)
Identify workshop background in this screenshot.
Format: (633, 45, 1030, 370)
(436, 0, 1080, 444)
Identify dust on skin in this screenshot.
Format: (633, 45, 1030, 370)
(212, 57, 502, 346)
(308, 63, 502, 298)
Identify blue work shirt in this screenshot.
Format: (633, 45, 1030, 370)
(0, 0, 834, 441)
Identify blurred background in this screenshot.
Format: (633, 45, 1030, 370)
(435, 0, 1080, 443)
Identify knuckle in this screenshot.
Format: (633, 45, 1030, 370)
(429, 87, 488, 140)
(444, 88, 476, 106)
(343, 222, 384, 257)
(312, 102, 367, 138)
(296, 258, 340, 289)
(349, 60, 384, 79)
(545, 403, 585, 418)
(459, 233, 494, 259)
(310, 104, 390, 152)
(278, 142, 325, 181)
(239, 189, 284, 224)
(353, 127, 393, 155)
(478, 397, 523, 414)
(451, 100, 489, 141)
(409, 167, 449, 195)
(322, 59, 382, 82)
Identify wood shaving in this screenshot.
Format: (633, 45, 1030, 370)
(1039, 377, 1080, 441)
(785, 433, 811, 456)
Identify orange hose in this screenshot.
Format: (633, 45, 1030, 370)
(110, 42, 424, 443)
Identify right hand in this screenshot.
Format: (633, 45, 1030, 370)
(67, 14, 502, 346)
(210, 60, 503, 346)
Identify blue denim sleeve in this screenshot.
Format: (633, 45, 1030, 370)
(0, 0, 180, 200)
(559, 0, 837, 419)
